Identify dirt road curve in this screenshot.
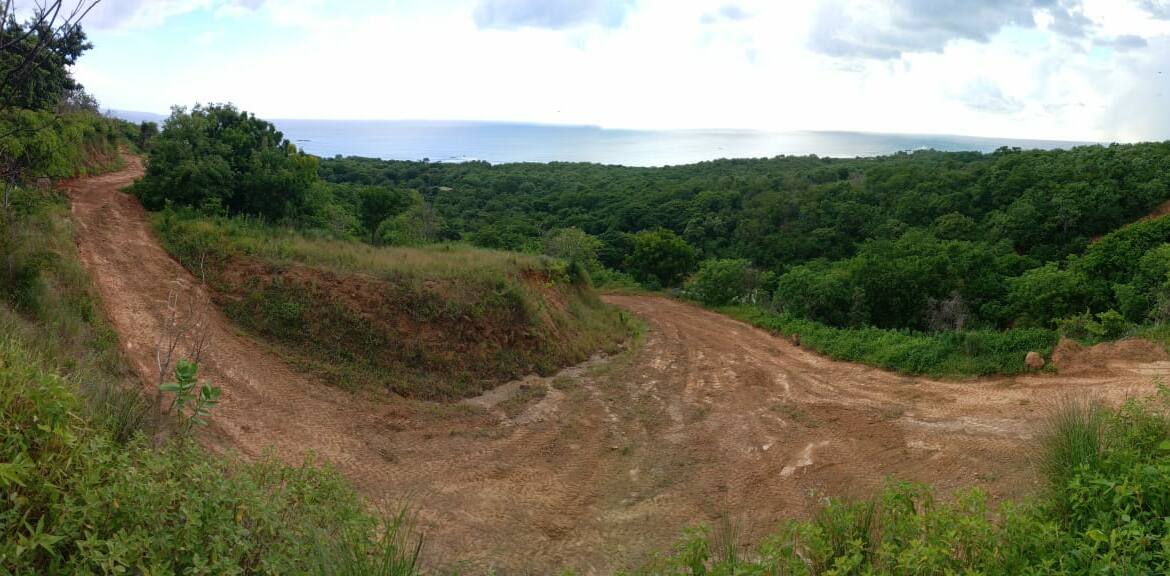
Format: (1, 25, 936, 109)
(67, 160, 1170, 574)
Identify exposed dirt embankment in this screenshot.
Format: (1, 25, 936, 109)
(67, 159, 1170, 575)
(194, 254, 626, 399)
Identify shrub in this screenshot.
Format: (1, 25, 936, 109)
(1056, 309, 1134, 342)
(625, 229, 697, 288)
(685, 258, 770, 306)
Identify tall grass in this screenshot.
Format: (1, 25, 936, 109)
(155, 212, 550, 284)
(1036, 398, 1106, 513)
(312, 511, 422, 576)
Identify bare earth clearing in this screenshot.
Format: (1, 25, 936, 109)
(67, 160, 1170, 574)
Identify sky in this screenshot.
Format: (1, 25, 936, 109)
(68, 0, 1170, 142)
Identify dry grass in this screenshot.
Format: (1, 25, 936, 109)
(157, 215, 552, 284)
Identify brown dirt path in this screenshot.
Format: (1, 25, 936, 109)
(66, 159, 1170, 574)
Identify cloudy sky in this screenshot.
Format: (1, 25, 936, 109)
(73, 0, 1170, 141)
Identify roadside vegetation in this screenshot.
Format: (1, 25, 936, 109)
(0, 131, 419, 575)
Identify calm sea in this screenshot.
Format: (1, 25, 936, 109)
(271, 120, 1093, 167)
(112, 112, 1093, 167)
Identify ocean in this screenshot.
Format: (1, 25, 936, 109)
(111, 112, 1094, 167)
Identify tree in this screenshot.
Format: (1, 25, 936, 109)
(137, 120, 158, 150)
(1007, 263, 1102, 327)
(358, 185, 412, 242)
(542, 227, 601, 268)
(0, 1, 98, 113)
(625, 228, 697, 288)
(376, 191, 444, 246)
(0, 1, 100, 213)
(131, 104, 319, 221)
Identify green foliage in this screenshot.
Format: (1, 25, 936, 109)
(131, 103, 319, 220)
(1008, 263, 1102, 328)
(1056, 309, 1134, 342)
(159, 359, 221, 434)
(684, 258, 770, 306)
(376, 191, 445, 246)
(0, 337, 413, 574)
(358, 185, 414, 241)
(543, 227, 603, 269)
(0, 12, 91, 111)
(0, 109, 122, 179)
(625, 228, 697, 288)
(317, 143, 1170, 337)
(772, 231, 1027, 330)
(137, 120, 158, 150)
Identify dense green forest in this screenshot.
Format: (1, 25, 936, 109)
(313, 145, 1170, 334)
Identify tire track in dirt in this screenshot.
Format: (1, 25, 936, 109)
(67, 159, 1170, 575)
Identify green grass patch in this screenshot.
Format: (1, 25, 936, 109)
(722, 304, 1058, 377)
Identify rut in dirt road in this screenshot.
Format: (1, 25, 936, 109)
(67, 159, 1170, 575)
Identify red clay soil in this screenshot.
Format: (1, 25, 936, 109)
(66, 159, 1170, 574)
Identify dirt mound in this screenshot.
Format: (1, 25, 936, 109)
(1052, 337, 1169, 375)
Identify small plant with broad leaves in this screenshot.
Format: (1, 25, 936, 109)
(161, 358, 222, 434)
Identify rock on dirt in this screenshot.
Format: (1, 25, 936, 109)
(1025, 351, 1045, 370)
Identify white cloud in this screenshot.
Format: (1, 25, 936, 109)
(71, 0, 1170, 142)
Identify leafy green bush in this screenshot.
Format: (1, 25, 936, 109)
(0, 335, 420, 575)
(625, 229, 697, 289)
(684, 258, 771, 306)
(1056, 309, 1134, 342)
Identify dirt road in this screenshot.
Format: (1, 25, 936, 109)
(67, 160, 1170, 574)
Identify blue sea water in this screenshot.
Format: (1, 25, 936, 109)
(110, 111, 1094, 167)
(270, 120, 1093, 167)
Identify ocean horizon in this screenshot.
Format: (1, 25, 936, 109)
(110, 111, 1097, 167)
